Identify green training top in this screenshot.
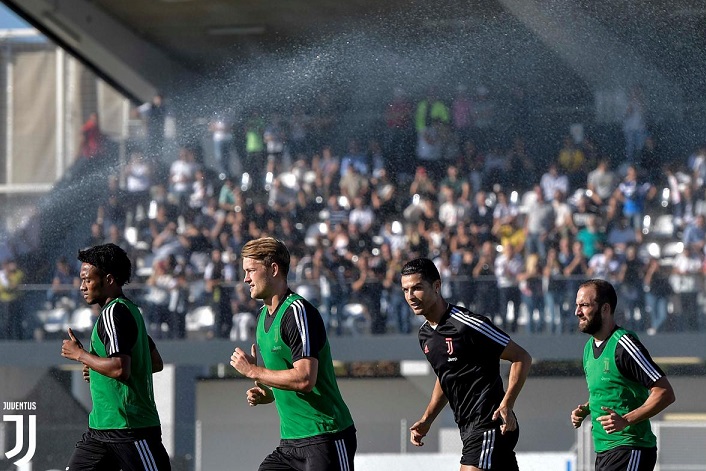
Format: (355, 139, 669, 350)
(583, 327, 656, 453)
(89, 297, 161, 430)
(257, 293, 353, 440)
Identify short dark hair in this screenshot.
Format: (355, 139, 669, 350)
(579, 279, 617, 315)
(401, 258, 440, 285)
(78, 243, 132, 286)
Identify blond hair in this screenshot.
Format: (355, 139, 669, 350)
(241, 237, 291, 275)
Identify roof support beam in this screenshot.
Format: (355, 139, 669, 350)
(5, 0, 193, 101)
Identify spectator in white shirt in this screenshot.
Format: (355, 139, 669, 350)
(348, 196, 376, 233)
(540, 162, 569, 202)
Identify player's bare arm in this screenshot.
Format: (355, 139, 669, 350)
(231, 343, 319, 393)
(150, 343, 164, 373)
(80, 342, 163, 381)
(410, 378, 448, 447)
(597, 376, 675, 434)
(61, 328, 132, 381)
(495, 340, 532, 434)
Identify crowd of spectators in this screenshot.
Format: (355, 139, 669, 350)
(4, 83, 706, 341)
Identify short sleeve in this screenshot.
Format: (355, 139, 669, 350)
(281, 298, 327, 362)
(466, 314, 509, 356)
(97, 302, 138, 357)
(615, 333, 665, 389)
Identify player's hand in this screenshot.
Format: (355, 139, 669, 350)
(61, 328, 85, 362)
(492, 404, 517, 434)
(230, 344, 258, 379)
(246, 381, 274, 406)
(571, 404, 590, 429)
(597, 407, 629, 434)
(571, 404, 590, 428)
(82, 364, 90, 383)
(410, 418, 431, 447)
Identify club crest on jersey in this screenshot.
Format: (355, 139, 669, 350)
(445, 338, 454, 355)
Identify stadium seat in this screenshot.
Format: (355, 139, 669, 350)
(186, 305, 215, 333)
(68, 308, 97, 336)
(651, 214, 675, 239)
(293, 283, 320, 305)
(230, 312, 256, 341)
(662, 241, 684, 258)
(340, 303, 370, 336)
(304, 222, 327, 247)
(38, 307, 70, 334)
(659, 241, 684, 266)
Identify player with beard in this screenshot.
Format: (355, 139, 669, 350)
(571, 279, 675, 471)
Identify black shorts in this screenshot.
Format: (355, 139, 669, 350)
(460, 425, 519, 470)
(66, 430, 171, 471)
(258, 427, 357, 471)
(595, 446, 657, 471)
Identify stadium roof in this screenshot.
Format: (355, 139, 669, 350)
(4, 0, 706, 113)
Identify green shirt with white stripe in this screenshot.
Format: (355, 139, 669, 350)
(89, 297, 161, 430)
(256, 292, 354, 440)
(583, 327, 658, 453)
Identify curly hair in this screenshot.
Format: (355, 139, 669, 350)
(77, 243, 132, 286)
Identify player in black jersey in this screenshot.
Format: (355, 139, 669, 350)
(401, 258, 532, 471)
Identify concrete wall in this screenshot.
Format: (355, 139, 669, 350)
(193, 374, 706, 470)
(2, 334, 705, 469)
(195, 377, 437, 471)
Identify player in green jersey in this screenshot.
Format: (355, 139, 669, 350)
(230, 237, 356, 471)
(61, 243, 171, 470)
(571, 279, 675, 471)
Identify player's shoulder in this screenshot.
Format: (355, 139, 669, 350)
(102, 299, 132, 319)
(282, 293, 322, 321)
(615, 328, 650, 356)
(448, 305, 510, 343)
(447, 304, 490, 327)
(285, 293, 318, 312)
(615, 328, 644, 346)
(100, 299, 140, 331)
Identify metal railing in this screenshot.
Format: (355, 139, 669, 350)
(4, 271, 706, 341)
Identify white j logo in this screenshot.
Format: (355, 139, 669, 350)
(3, 414, 37, 466)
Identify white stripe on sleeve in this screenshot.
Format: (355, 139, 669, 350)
(291, 299, 310, 357)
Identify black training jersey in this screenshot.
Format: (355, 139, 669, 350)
(419, 304, 510, 432)
(590, 327, 665, 389)
(262, 290, 327, 362)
